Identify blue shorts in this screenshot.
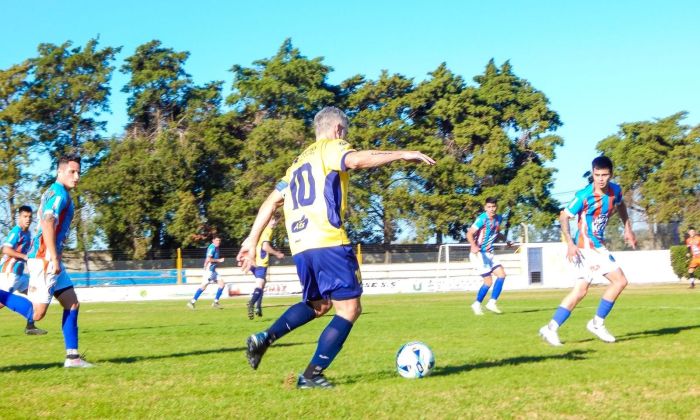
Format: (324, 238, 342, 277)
(293, 245, 362, 302)
(252, 266, 267, 279)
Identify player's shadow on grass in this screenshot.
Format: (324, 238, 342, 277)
(0, 342, 306, 372)
(429, 349, 593, 377)
(615, 324, 700, 342)
(96, 322, 212, 333)
(504, 308, 553, 314)
(104, 341, 304, 365)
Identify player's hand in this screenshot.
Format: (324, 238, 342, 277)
(401, 151, 436, 165)
(566, 243, 583, 263)
(470, 244, 480, 254)
(236, 237, 256, 273)
(48, 257, 61, 275)
(219, 257, 225, 263)
(276, 252, 285, 259)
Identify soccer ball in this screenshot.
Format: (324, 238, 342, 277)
(395, 341, 435, 379)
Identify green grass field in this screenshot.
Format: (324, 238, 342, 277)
(1, 285, 698, 419)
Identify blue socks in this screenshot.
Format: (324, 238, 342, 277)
(596, 298, 615, 319)
(62, 309, 79, 350)
(214, 287, 224, 302)
(305, 315, 354, 378)
(267, 302, 316, 343)
(476, 284, 490, 303)
(250, 287, 263, 307)
(192, 289, 203, 301)
(551, 306, 571, 328)
(0, 290, 34, 321)
(491, 278, 505, 300)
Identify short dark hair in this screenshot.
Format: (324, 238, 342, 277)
(18, 205, 33, 214)
(212, 235, 222, 240)
(58, 153, 81, 168)
(591, 156, 613, 172)
(689, 227, 696, 231)
(485, 197, 498, 205)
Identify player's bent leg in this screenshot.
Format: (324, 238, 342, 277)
(212, 279, 225, 309)
(472, 274, 492, 315)
(55, 287, 93, 368)
(586, 269, 627, 343)
(486, 267, 506, 313)
(246, 300, 322, 370)
(298, 297, 361, 389)
(540, 280, 590, 346)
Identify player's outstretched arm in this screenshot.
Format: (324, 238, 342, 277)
(262, 242, 284, 259)
(617, 201, 636, 249)
(343, 150, 435, 170)
(236, 189, 284, 272)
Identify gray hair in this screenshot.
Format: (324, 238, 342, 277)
(313, 107, 348, 139)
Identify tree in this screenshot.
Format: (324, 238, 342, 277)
(0, 61, 34, 229)
(596, 112, 700, 247)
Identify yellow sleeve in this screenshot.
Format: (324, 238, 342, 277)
(321, 139, 355, 172)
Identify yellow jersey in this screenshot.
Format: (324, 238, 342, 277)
(255, 226, 273, 267)
(275, 138, 355, 255)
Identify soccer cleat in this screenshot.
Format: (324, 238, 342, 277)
(211, 302, 223, 309)
(255, 308, 263, 317)
(25, 325, 48, 335)
(296, 374, 335, 389)
(246, 331, 269, 369)
(187, 301, 195, 310)
(485, 299, 502, 314)
(246, 301, 254, 320)
(64, 357, 94, 368)
(471, 301, 484, 316)
(586, 319, 616, 343)
(539, 325, 563, 346)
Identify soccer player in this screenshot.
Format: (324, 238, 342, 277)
(25, 153, 92, 367)
(539, 156, 636, 346)
(0, 205, 48, 335)
(467, 197, 508, 315)
(685, 227, 700, 289)
(237, 106, 435, 389)
(187, 236, 225, 309)
(246, 216, 285, 319)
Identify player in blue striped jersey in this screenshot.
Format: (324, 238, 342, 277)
(0, 206, 47, 335)
(467, 197, 509, 315)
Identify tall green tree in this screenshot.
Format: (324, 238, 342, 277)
(596, 112, 700, 246)
(0, 61, 34, 229)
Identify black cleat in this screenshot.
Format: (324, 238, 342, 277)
(246, 332, 269, 369)
(296, 374, 335, 389)
(255, 308, 263, 317)
(246, 301, 254, 320)
(25, 324, 48, 335)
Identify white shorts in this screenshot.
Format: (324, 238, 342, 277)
(0, 272, 30, 294)
(27, 258, 74, 304)
(201, 269, 218, 284)
(572, 247, 620, 282)
(470, 252, 503, 276)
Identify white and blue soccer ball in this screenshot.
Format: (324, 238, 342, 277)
(396, 341, 435, 379)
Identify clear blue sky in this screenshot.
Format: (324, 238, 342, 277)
(3, 0, 699, 200)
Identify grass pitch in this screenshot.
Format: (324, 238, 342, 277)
(1, 285, 698, 419)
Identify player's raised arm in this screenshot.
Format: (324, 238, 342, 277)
(343, 150, 435, 170)
(237, 189, 284, 272)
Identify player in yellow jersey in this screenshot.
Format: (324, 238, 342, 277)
(246, 217, 285, 319)
(237, 106, 435, 389)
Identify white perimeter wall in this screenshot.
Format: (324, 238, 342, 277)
(75, 244, 679, 303)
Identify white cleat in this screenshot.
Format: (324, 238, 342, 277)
(539, 325, 563, 346)
(187, 302, 195, 310)
(471, 301, 484, 316)
(64, 357, 94, 368)
(485, 299, 502, 314)
(587, 319, 616, 343)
